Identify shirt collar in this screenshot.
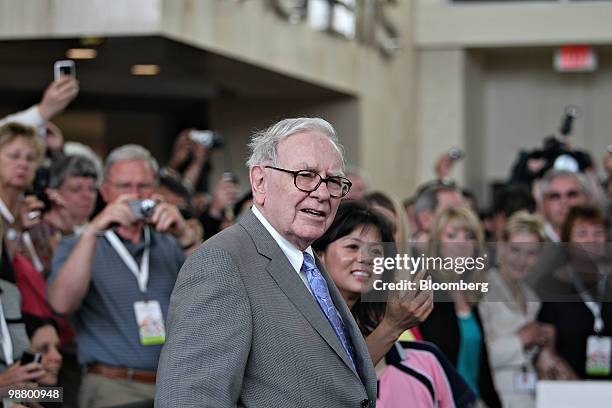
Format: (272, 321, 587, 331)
(251, 206, 314, 274)
(544, 222, 560, 242)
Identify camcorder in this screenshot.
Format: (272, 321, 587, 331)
(509, 106, 593, 186)
(25, 167, 52, 220)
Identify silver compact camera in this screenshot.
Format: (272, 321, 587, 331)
(189, 130, 224, 149)
(448, 146, 465, 161)
(128, 199, 157, 219)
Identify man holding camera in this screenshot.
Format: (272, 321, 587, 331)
(48, 144, 198, 407)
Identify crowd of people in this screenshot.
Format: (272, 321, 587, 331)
(0, 76, 610, 408)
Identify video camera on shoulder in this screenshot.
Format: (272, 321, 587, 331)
(509, 105, 593, 186)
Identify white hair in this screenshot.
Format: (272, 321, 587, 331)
(103, 144, 159, 181)
(246, 117, 345, 169)
(539, 168, 590, 196)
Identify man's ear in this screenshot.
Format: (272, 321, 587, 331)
(99, 182, 110, 203)
(250, 165, 266, 206)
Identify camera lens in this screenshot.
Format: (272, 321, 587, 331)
(140, 199, 157, 218)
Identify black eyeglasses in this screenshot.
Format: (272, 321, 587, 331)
(544, 190, 581, 201)
(265, 166, 352, 198)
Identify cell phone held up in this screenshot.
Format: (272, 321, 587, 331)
(20, 351, 41, 365)
(54, 60, 76, 81)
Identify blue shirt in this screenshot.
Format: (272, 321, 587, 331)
(456, 312, 482, 396)
(49, 230, 184, 370)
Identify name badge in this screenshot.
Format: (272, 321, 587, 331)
(133, 300, 166, 346)
(513, 368, 537, 393)
(586, 335, 611, 376)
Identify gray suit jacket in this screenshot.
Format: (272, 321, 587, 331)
(156, 210, 377, 407)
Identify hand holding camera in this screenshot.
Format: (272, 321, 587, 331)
(38, 75, 79, 121)
(19, 195, 46, 229)
(208, 175, 240, 219)
(434, 147, 464, 179)
(85, 194, 139, 236)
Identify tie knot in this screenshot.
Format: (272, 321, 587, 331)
(302, 252, 316, 271)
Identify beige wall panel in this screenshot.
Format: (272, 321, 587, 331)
(464, 52, 486, 201)
(0, 0, 160, 38)
(416, 0, 612, 48)
(161, 0, 359, 94)
(415, 48, 467, 188)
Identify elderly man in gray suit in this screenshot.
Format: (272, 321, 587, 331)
(156, 118, 376, 407)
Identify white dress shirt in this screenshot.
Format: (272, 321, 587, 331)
(252, 206, 314, 291)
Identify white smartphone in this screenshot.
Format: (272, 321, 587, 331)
(54, 60, 76, 80)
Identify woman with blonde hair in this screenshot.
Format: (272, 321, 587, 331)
(0, 122, 46, 281)
(479, 211, 575, 408)
(419, 206, 501, 408)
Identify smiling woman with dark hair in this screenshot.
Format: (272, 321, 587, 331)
(314, 200, 453, 408)
(22, 313, 62, 387)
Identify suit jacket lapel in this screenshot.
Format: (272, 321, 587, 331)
(239, 211, 360, 377)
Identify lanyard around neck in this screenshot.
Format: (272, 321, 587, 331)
(0, 298, 13, 366)
(0, 197, 15, 224)
(104, 226, 151, 295)
(571, 264, 608, 334)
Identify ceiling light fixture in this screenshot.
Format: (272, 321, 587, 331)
(131, 64, 160, 76)
(66, 48, 97, 59)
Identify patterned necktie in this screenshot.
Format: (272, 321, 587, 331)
(302, 252, 356, 369)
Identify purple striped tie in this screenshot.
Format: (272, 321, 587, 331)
(302, 252, 356, 369)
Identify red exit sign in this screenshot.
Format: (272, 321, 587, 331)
(554, 45, 597, 72)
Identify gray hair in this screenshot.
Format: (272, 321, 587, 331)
(246, 117, 345, 169)
(49, 154, 99, 189)
(63, 141, 103, 181)
(413, 181, 459, 216)
(103, 144, 159, 181)
(539, 169, 590, 196)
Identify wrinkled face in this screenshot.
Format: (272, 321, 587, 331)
(319, 225, 383, 299)
(499, 232, 541, 282)
(100, 160, 156, 203)
(438, 219, 476, 259)
(570, 219, 606, 258)
(253, 132, 344, 249)
(0, 137, 39, 190)
(30, 325, 62, 386)
(542, 175, 587, 229)
(57, 176, 97, 224)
